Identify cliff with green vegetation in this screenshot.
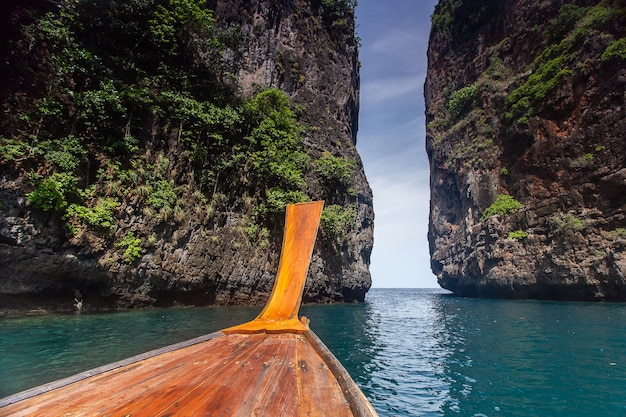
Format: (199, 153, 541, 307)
(425, 0, 626, 300)
(0, 0, 373, 313)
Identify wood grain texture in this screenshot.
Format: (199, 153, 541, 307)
(0, 202, 378, 417)
(225, 201, 324, 334)
(0, 333, 371, 417)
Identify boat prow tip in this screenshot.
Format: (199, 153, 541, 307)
(225, 201, 323, 334)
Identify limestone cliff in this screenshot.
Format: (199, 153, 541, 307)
(0, 0, 372, 313)
(425, 0, 626, 300)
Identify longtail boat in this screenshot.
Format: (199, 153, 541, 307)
(0, 201, 379, 417)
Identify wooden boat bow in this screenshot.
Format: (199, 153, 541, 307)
(0, 201, 379, 417)
(224, 200, 324, 334)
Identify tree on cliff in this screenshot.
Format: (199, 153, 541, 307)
(0, 0, 371, 310)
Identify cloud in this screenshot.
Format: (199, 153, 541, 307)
(355, 0, 440, 289)
(370, 29, 425, 52)
(361, 140, 428, 179)
(360, 75, 422, 105)
(357, 132, 435, 288)
(367, 174, 436, 288)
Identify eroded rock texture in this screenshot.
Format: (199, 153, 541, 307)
(0, 0, 372, 313)
(426, 0, 626, 300)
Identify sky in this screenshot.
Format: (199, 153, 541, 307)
(355, 0, 440, 288)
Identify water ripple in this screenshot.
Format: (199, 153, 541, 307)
(2, 289, 626, 417)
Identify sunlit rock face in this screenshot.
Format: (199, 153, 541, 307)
(0, 0, 372, 313)
(425, 0, 626, 300)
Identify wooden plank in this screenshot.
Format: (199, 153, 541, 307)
(101, 334, 261, 417)
(0, 331, 224, 409)
(303, 331, 379, 417)
(0, 334, 258, 417)
(155, 333, 277, 416)
(0, 202, 379, 417)
(189, 334, 299, 416)
(296, 335, 353, 417)
(246, 335, 300, 417)
(0, 332, 376, 417)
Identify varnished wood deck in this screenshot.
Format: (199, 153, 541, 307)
(0, 202, 378, 417)
(0, 331, 374, 416)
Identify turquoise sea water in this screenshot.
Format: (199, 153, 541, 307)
(2, 288, 626, 416)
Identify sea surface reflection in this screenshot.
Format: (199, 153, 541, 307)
(2, 288, 626, 417)
(354, 288, 456, 416)
(308, 288, 626, 417)
(0, 305, 261, 397)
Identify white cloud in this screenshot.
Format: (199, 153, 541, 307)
(360, 75, 422, 105)
(367, 174, 437, 288)
(370, 29, 426, 53)
(355, 0, 440, 288)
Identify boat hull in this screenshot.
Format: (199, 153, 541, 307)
(0, 202, 378, 416)
(0, 330, 377, 416)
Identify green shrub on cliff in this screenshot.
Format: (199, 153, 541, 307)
(602, 37, 626, 61)
(507, 229, 528, 240)
(253, 188, 311, 218)
(0, 137, 29, 162)
(321, 0, 357, 30)
(27, 173, 78, 212)
(550, 213, 585, 232)
(314, 151, 354, 184)
(244, 88, 310, 189)
(146, 180, 178, 212)
(431, 0, 461, 36)
(505, 49, 572, 119)
(506, 1, 626, 121)
(42, 135, 88, 172)
(544, 4, 588, 43)
(117, 232, 142, 263)
(65, 198, 120, 235)
(322, 0, 357, 17)
(322, 0, 356, 9)
(321, 204, 357, 239)
(447, 82, 480, 120)
(480, 194, 522, 221)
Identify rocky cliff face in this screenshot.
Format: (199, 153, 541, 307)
(425, 0, 626, 300)
(0, 0, 372, 313)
